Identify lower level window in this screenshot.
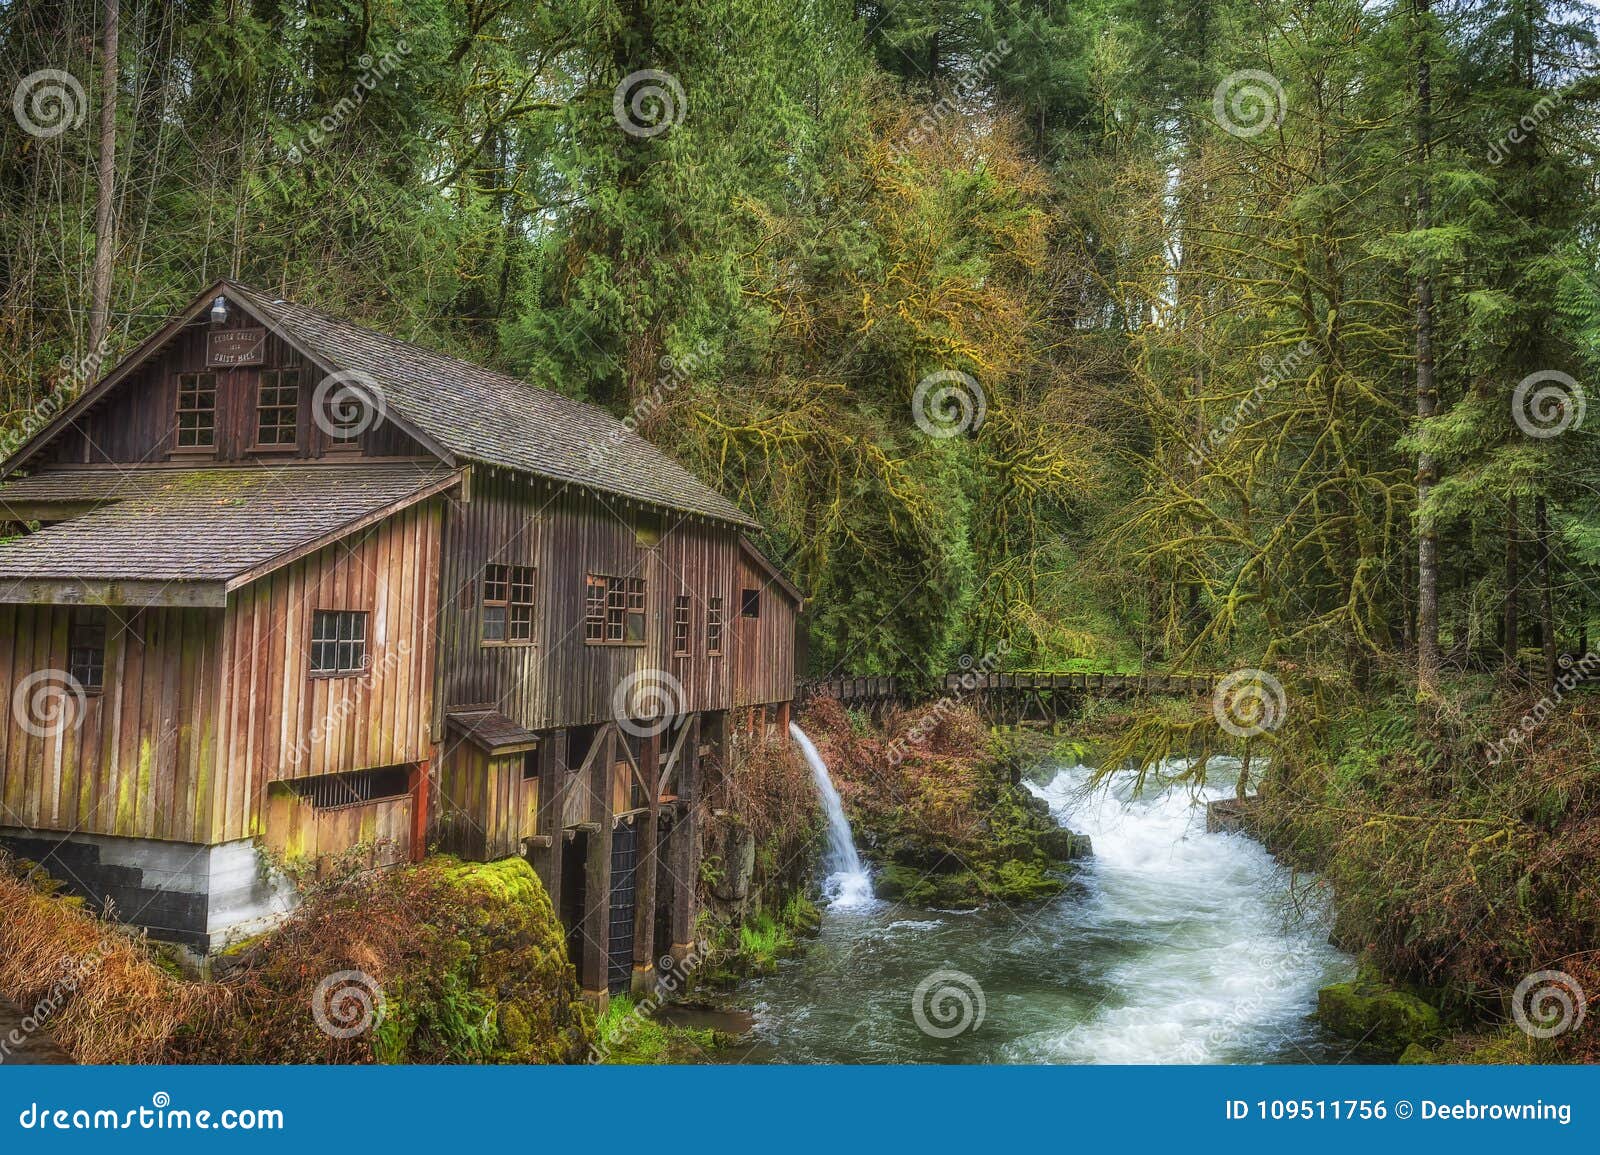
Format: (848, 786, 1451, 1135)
(68, 609, 105, 691)
(311, 610, 368, 676)
(283, 766, 410, 809)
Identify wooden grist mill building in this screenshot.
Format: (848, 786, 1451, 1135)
(0, 281, 801, 999)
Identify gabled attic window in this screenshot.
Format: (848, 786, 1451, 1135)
(174, 372, 216, 449)
(255, 368, 302, 447)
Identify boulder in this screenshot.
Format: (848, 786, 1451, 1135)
(1316, 979, 1442, 1053)
(1039, 828, 1092, 861)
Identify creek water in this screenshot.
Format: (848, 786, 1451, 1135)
(728, 754, 1359, 1064)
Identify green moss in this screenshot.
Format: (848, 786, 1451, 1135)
(1397, 1043, 1436, 1064)
(1452, 1028, 1542, 1065)
(175, 854, 593, 1064)
(593, 995, 721, 1065)
(1317, 979, 1442, 1053)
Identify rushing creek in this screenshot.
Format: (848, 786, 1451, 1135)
(727, 754, 1360, 1064)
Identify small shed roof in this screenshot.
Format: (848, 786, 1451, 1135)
(0, 463, 458, 605)
(447, 709, 541, 755)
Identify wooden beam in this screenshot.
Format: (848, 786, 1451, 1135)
(0, 578, 226, 607)
(631, 730, 661, 997)
(580, 727, 615, 1002)
(656, 719, 694, 799)
(668, 715, 703, 961)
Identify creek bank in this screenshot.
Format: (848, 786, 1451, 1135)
(1193, 677, 1600, 1064)
(798, 697, 1092, 910)
(0, 852, 592, 1064)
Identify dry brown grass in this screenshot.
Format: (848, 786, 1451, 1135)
(0, 863, 199, 1063)
(0, 853, 590, 1065)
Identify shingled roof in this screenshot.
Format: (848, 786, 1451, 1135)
(0, 464, 458, 604)
(216, 283, 757, 528)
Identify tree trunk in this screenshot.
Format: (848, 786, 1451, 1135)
(1504, 495, 1520, 668)
(1414, 0, 1440, 698)
(87, 0, 119, 359)
(1537, 495, 1556, 685)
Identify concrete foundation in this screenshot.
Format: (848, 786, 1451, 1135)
(0, 828, 296, 953)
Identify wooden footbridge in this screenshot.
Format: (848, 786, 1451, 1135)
(797, 671, 1219, 723)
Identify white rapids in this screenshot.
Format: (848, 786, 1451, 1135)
(1003, 761, 1351, 1063)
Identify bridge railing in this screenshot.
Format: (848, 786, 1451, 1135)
(797, 671, 1218, 705)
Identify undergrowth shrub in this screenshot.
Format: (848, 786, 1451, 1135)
(1254, 674, 1600, 1060)
(0, 852, 592, 1064)
(176, 855, 591, 1063)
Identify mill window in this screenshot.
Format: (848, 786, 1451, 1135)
(68, 609, 106, 691)
(174, 372, 216, 448)
(672, 596, 691, 656)
(255, 368, 302, 446)
(283, 766, 410, 809)
(310, 610, 368, 676)
(585, 574, 646, 645)
(707, 596, 724, 656)
(483, 564, 535, 644)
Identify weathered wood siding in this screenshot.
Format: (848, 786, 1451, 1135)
(263, 785, 412, 869)
(37, 315, 427, 467)
(731, 548, 798, 708)
(436, 471, 747, 730)
(0, 603, 223, 842)
(435, 742, 537, 861)
(219, 499, 442, 841)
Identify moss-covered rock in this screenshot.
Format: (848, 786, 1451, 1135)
(1038, 828, 1093, 861)
(874, 859, 1065, 907)
(173, 855, 593, 1064)
(1397, 1042, 1436, 1064)
(1317, 978, 1442, 1053)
